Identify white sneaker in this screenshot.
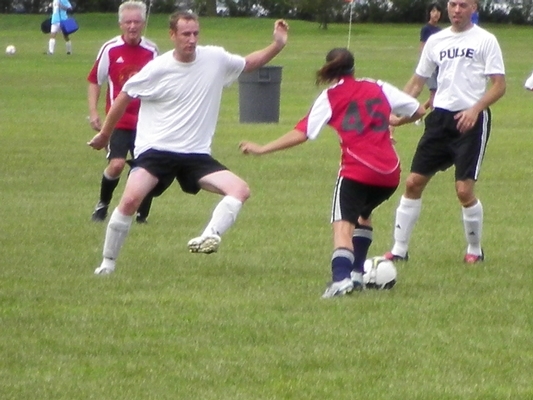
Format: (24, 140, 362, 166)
(321, 278, 354, 299)
(94, 259, 115, 275)
(187, 234, 221, 254)
(94, 266, 114, 275)
(350, 271, 365, 291)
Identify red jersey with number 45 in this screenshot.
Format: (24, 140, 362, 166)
(87, 36, 158, 130)
(295, 76, 420, 187)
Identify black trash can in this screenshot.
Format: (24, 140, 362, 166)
(238, 65, 282, 123)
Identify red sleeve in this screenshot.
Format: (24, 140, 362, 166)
(87, 60, 99, 84)
(294, 115, 309, 134)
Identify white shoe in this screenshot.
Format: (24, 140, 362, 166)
(350, 271, 365, 291)
(94, 259, 115, 275)
(94, 266, 114, 275)
(321, 278, 354, 299)
(187, 234, 221, 254)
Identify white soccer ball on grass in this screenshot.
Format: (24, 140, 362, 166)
(363, 256, 397, 290)
(5, 45, 16, 55)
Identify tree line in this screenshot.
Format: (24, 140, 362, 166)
(3, 0, 533, 25)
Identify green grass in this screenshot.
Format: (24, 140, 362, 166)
(1, 13, 533, 399)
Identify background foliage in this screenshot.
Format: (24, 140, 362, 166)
(2, 0, 533, 25)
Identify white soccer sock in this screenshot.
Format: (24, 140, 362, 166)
(390, 196, 422, 257)
(462, 200, 483, 255)
(103, 208, 133, 261)
(48, 38, 55, 54)
(201, 196, 243, 237)
(66, 40, 72, 53)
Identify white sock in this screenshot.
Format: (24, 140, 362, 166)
(201, 196, 243, 237)
(48, 38, 55, 54)
(390, 196, 422, 257)
(103, 208, 133, 261)
(66, 40, 72, 53)
(462, 200, 483, 256)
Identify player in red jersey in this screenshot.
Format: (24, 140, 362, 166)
(87, 1, 158, 223)
(239, 48, 425, 298)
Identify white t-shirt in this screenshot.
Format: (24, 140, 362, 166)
(122, 46, 246, 157)
(416, 25, 505, 111)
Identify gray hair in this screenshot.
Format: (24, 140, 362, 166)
(118, 1, 147, 23)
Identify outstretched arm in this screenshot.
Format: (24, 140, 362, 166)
(389, 104, 426, 127)
(240, 129, 307, 156)
(403, 73, 427, 99)
(87, 91, 133, 150)
(243, 19, 288, 73)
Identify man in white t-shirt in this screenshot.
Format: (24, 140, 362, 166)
(384, 0, 506, 264)
(88, 11, 289, 275)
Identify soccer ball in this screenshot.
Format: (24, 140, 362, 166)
(363, 256, 397, 290)
(5, 45, 16, 55)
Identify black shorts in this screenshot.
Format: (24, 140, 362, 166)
(130, 149, 228, 197)
(330, 177, 397, 224)
(411, 108, 491, 181)
(108, 129, 135, 160)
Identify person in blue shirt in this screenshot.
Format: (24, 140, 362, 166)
(47, 0, 72, 55)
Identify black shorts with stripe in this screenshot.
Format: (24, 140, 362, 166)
(130, 149, 228, 197)
(410, 107, 491, 181)
(330, 177, 397, 224)
(108, 129, 136, 160)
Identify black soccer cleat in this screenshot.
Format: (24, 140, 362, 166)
(135, 214, 148, 224)
(91, 201, 109, 222)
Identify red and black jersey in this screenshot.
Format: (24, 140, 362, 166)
(295, 76, 419, 187)
(87, 36, 158, 130)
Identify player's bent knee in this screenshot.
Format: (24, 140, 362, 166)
(107, 160, 127, 177)
(118, 195, 143, 216)
(405, 174, 427, 197)
(455, 189, 475, 205)
(233, 183, 251, 203)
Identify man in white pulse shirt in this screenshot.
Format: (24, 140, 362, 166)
(88, 11, 289, 275)
(384, 0, 506, 264)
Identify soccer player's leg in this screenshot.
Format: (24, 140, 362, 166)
(95, 167, 159, 275)
(187, 159, 249, 254)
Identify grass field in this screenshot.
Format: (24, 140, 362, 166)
(1, 13, 533, 399)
